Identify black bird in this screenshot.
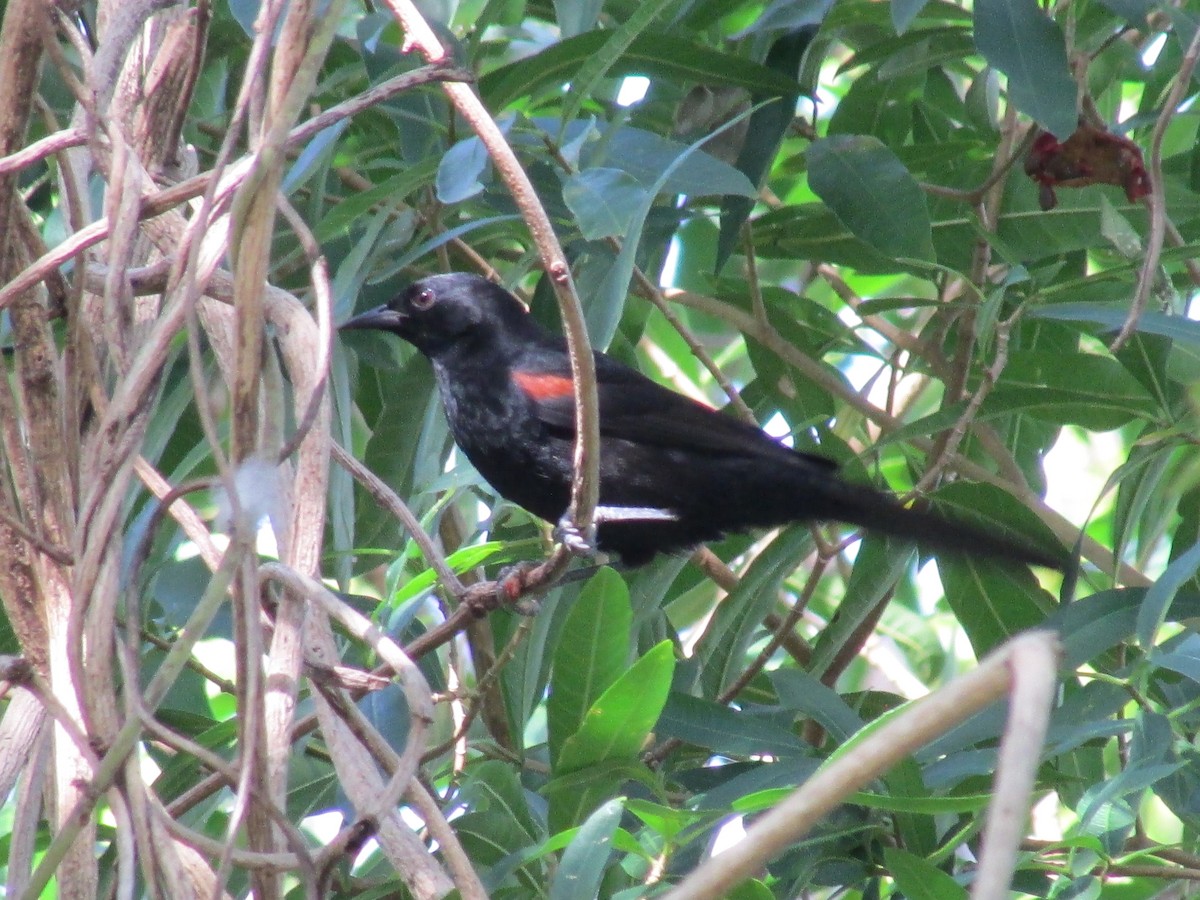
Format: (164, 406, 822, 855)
(342, 273, 1065, 569)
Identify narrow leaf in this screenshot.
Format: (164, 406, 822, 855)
(974, 0, 1077, 136)
(885, 847, 969, 900)
(1137, 539, 1200, 648)
(559, 0, 678, 132)
(480, 33, 801, 110)
(549, 568, 632, 767)
(549, 798, 625, 900)
(562, 168, 648, 240)
(807, 135, 935, 262)
(557, 640, 676, 774)
(585, 104, 757, 348)
(1032, 304, 1200, 348)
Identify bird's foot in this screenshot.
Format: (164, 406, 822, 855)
(554, 514, 598, 558)
(460, 563, 543, 616)
(498, 563, 543, 616)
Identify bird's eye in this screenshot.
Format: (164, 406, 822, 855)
(411, 287, 436, 310)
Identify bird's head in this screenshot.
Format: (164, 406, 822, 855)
(341, 273, 533, 359)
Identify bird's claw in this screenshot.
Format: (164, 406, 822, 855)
(498, 564, 541, 616)
(554, 515, 598, 558)
(460, 563, 542, 616)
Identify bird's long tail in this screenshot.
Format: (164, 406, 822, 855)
(813, 480, 1068, 570)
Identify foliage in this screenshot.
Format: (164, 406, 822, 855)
(0, 0, 1199, 897)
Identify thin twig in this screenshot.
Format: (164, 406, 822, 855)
(0, 126, 86, 176)
(331, 441, 464, 595)
(915, 310, 1016, 493)
(0, 504, 72, 566)
(1111, 25, 1200, 350)
(274, 195, 333, 463)
(0, 64, 473, 312)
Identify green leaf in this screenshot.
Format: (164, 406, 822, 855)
(507, 587, 578, 749)
(624, 799, 706, 843)
(435, 135, 490, 203)
(583, 105, 756, 348)
(1032, 303, 1200, 348)
(543, 759, 654, 834)
(717, 28, 814, 271)
(283, 121, 346, 194)
(726, 879, 775, 900)
(549, 567, 632, 767)
(332, 204, 405, 309)
(1152, 643, 1200, 683)
(369, 213, 522, 284)
(806, 134, 935, 262)
(695, 527, 813, 697)
(977, 387, 1149, 430)
(556, 640, 676, 774)
(884, 847, 969, 900)
(1099, 194, 1143, 258)
(387, 541, 509, 608)
(480, 32, 802, 110)
(989, 349, 1159, 429)
(578, 126, 757, 198)
(549, 798, 624, 900)
(1098, 0, 1154, 24)
(755, 190, 1172, 273)
(317, 167, 429, 243)
(656, 692, 806, 757)
(858, 790, 991, 815)
(809, 535, 917, 679)
(732, 787, 991, 816)
(553, 0, 603, 37)
(974, 0, 1077, 137)
(455, 760, 546, 889)
(753, 203, 915, 274)
(938, 555, 1056, 655)
(1045, 589, 1143, 668)
(1113, 331, 1174, 410)
(563, 168, 648, 240)
(1112, 443, 1178, 567)
(558, 0, 678, 131)
(927, 482, 1066, 562)
(352, 357, 439, 554)
(769, 668, 866, 743)
(1077, 761, 1187, 832)
(1137, 540, 1200, 649)
(892, 0, 932, 34)
(458, 760, 544, 843)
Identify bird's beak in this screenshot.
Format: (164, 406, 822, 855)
(340, 305, 405, 332)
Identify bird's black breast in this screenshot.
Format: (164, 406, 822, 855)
(434, 362, 574, 523)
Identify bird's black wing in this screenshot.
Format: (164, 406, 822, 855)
(510, 352, 839, 472)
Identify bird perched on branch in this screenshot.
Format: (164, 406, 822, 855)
(342, 273, 1065, 570)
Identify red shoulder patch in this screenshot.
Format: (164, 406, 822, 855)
(513, 370, 574, 401)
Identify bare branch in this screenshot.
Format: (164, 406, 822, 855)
(665, 631, 1062, 900)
